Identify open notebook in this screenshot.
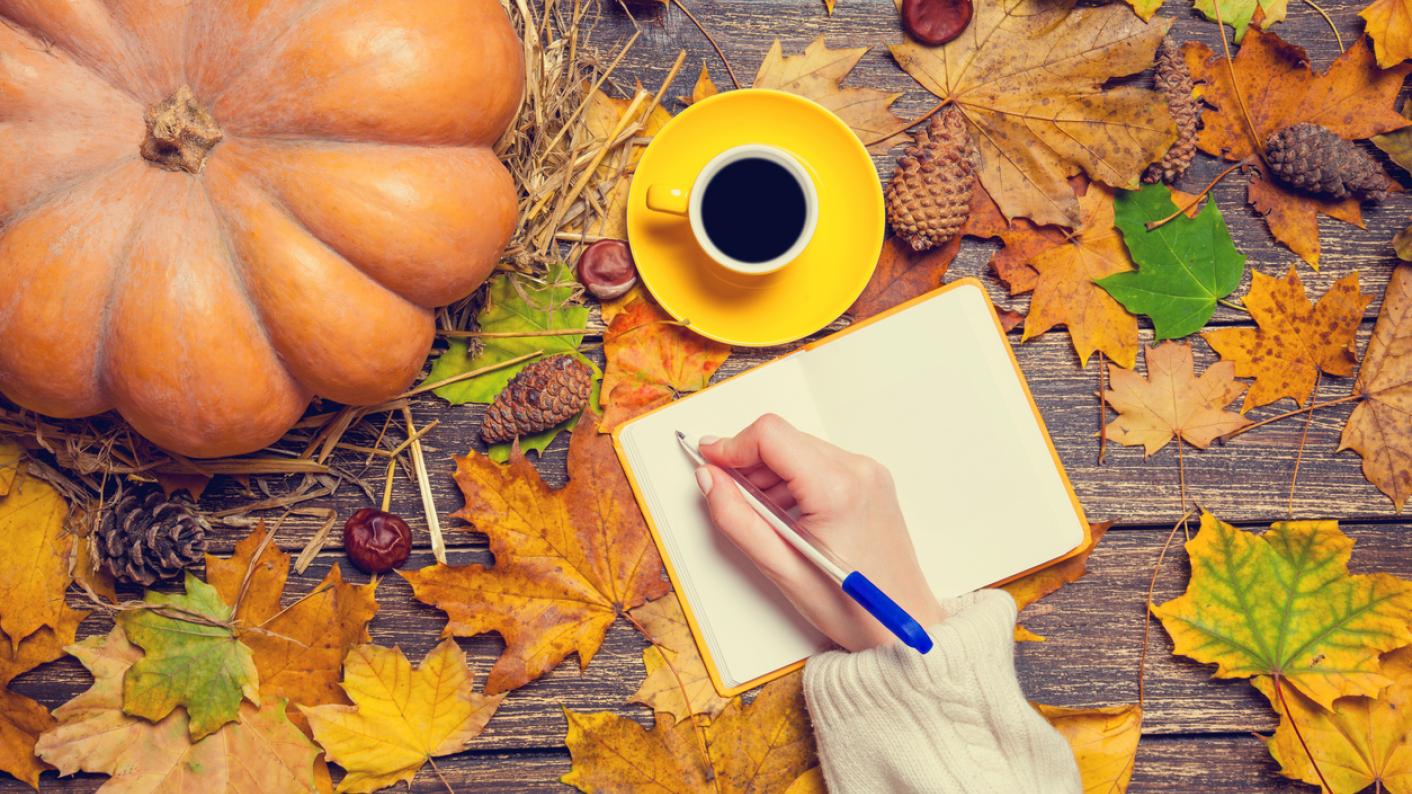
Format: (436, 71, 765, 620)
(612, 279, 1089, 696)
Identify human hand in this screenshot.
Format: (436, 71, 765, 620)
(695, 414, 944, 651)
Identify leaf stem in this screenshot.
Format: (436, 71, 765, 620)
(1144, 161, 1245, 231)
(672, 0, 740, 89)
(1220, 393, 1363, 441)
(1140, 510, 1193, 708)
(1217, 298, 1249, 313)
(1210, 0, 1265, 160)
(863, 99, 951, 147)
(1287, 374, 1319, 518)
(1300, 0, 1344, 52)
(399, 350, 544, 399)
(1272, 674, 1332, 793)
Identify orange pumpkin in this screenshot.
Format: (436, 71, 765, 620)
(0, 0, 524, 457)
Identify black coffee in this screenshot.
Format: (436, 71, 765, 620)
(700, 157, 808, 264)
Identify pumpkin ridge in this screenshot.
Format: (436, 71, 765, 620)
(0, 11, 151, 107)
(189, 0, 343, 109)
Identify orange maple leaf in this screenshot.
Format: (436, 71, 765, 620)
(1103, 342, 1251, 455)
(403, 426, 668, 694)
(1021, 184, 1140, 368)
(1184, 32, 1409, 267)
(966, 185, 1066, 297)
(848, 235, 962, 321)
(1204, 267, 1370, 412)
(600, 296, 731, 432)
(1340, 264, 1412, 509)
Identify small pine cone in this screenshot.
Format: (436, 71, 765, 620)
(1264, 123, 1389, 201)
(1144, 39, 1199, 184)
(482, 355, 593, 444)
(886, 107, 976, 252)
(97, 488, 208, 587)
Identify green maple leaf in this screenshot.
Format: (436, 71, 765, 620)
(1153, 513, 1412, 710)
(118, 573, 259, 740)
(1191, 0, 1286, 41)
(1097, 184, 1245, 340)
(422, 263, 595, 459)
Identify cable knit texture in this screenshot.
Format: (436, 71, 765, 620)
(804, 590, 1081, 793)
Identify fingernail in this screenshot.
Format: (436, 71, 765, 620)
(694, 466, 714, 496)
(700, 435, 721, 445)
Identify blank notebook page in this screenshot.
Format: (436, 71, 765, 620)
(616, 281, 1087, 690)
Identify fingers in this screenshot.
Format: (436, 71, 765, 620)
(701, 413, 839, 485)
(696, 466, 811, 584)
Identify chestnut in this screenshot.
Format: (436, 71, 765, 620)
(577, 239, 638, 300)
(342, 508, 412, 574)
(901, 0, 974, 46)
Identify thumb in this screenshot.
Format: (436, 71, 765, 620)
(696, 466, 807, 583)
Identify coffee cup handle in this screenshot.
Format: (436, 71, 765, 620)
(646, 185, 690, 215)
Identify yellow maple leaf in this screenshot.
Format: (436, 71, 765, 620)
(1155, 513, 1412, 710)
(403, 427, 668, 693)
(1255, 647, 1412, 793)
(0, 617, 82, 788)
(206, 525, 379, 725)
(563, 671, 816, 793)
(1021, 185, 1140, 368)
(573, 87, 673, 240)
(891, 1, 1173, 227)
(0, 441, 19, 496)
(1362, 0, 1412, 68)
(1103, 342, 1250, 455)
(753, 37, 907, 154)
(1035, 703, 1143, 794)
(683, 64, 719, 106)
(1341, 264, 1412, 510)
(1204, 267, 1370, 412)
(0, 455, 85, 648)
(628, 593, 731, 723)
(1003, 523, 1110, 642)
(301, 640, 503, 793)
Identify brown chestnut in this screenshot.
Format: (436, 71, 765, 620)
(343, 508, 412, 574)
(902, 0, 974, 46)
(577, 239, 638, 300)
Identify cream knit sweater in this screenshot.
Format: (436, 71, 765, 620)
(804, 590, 1082, 793)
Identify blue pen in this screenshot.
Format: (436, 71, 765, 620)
(676, 431, 933, 654)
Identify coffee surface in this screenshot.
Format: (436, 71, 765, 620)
(700, 157, 807, 264)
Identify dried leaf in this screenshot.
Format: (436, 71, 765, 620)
(967, 184, 1068, 296)
(848, 236, 961, 321)
(0, 461, 85, 646)
(206, 526, 379, 724)
(118, 573, 259, 740)
(562, 672, 816, 793)
(683, 65, 719, 105)
(785, 768, 826, 794)
(1204, 267, 1370, 412)
(1340, 264, 1412, 509)
(823, 0, 836, 12)
(1362, 0, 1412, 68)
(1098, 184, 1246, 340)
(36, 628, 320, 793)
(1103, 342, 1250, 455)
(301, 640, 502, 793)
(1035, 703, 1143, 794)
(1373, 100, 1412, 175)
(403, 428, 668, 693)
(1154, 513, 1412, 710)
(628, 594, 731, 723)
(754, 37, 907, 154)
(1127, 0, 1165, 20)
(1192, 0, 1286, 41)
(891, 1, 1174, 227)
(600, 296, 731, 432)
(0, 619, 82, 788)
(1003, 523, 1111, 642)
(0, 442, 19, 496)
(1254, 647, 1412, 793)
(1185, 33, 1409, 266)
(1021, 185, 1141, 368)
(574, 87, 674, 239)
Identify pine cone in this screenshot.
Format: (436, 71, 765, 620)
(97, 488, 208, 587)
(482, 355, 593, 444)
(1264, 123, 1389, 201)
(1144, 39, 1199, 184)
(886, 107, 976, 252)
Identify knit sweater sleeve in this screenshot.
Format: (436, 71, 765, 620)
(802, 589, 1081, 793)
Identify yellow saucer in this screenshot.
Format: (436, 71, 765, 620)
(627, 89, 884, 347)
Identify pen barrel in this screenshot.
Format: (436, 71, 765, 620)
(841, 572, 934, 654)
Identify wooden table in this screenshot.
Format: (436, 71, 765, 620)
(8, 1, 1409, 791)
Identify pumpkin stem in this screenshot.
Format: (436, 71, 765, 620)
(140, 86, 223, 174)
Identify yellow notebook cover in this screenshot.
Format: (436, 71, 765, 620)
(611, 278, 1091, 697)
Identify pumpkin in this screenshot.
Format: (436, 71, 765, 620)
(0, 0, 524, 457)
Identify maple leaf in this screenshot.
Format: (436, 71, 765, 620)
(1003, 523, 1111, 642)
(118, 573, 259, 740)
(600, 295, 731, 432)
(1035, 703, 1143, 794)
(891, 1, 1173, 228)
(206, 525, 378, 725)
(301, 640, 502, 793)
(1192, 0, 1286, 41)
(1103, 342, 1250, 456)
(1255, 647, 1412, 793)
(423, 263, 595, 459)
(1127, 0, 1164, 20)
(0, 441, 18, 496)
(0, 460, 85, 647)
(1374, 100, 1412, 175)
(0, 618, 82, 788)
(572, 87, 674, 239)
(1185, 32, 1409, 266)
(1362, 0, 1412, 67)
(753, 37, 907, 154)
(627, 594, 731, 723)
(1021, 184, 1141, 368)
(966, 184, 1068, 296)
(1340, 264, 1412, 510)
(36, 627, 320, 793)
(1098, 184, 1246, 340)
(1154, 512, 1412, 710)
(562, 671, 816, 793)
(1204, 267, 1370, 412)
(403, 427, 668, 693)
(682, 65, 719, 106)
